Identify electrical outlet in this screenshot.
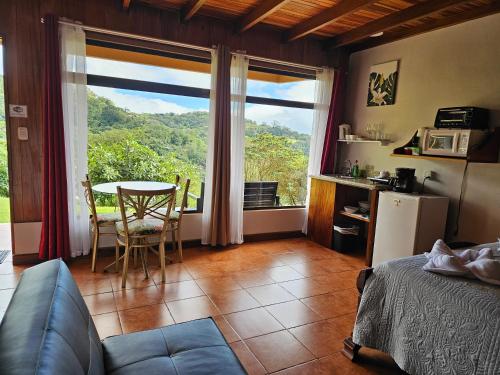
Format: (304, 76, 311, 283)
(423, 170, 434, 180)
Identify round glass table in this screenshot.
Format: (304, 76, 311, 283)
(92, 181, 176, 194)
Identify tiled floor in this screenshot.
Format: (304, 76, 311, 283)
(0, 238, 405, 374)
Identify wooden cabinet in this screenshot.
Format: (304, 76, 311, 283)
(307, 178, 336, 247)
(307, 176, 384, 266)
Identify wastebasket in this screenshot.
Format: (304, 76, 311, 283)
(333, 225, 359, 252)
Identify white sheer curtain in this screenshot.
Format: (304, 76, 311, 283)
(302, 68, 335, 233)
(229, 53, 249, 244)
(60, 23, 90, 257)
(201, 48, 218, 245)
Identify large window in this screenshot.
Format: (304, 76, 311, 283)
(86, 42, 211, 212)
(86, 40, 317, 212)
(244, 72, 315, 208)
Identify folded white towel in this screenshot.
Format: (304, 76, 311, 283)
(423, 239, 500, 286)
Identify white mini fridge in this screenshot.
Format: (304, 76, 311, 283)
(372, 191, 449, 267)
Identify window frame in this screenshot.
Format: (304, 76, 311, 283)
(85, 39, 315, 211)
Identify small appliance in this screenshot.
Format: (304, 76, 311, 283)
(338, 124, 351, 140)
(368, 168, 415, 193)
(434, 107, 489, 129)
(422, 128, 487, 157)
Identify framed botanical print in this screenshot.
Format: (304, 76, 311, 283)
(367, 60, 399, 106)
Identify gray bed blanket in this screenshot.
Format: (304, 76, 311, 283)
(353, 254, 500, 375)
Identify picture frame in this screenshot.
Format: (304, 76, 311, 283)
(367, 60, 399, 106)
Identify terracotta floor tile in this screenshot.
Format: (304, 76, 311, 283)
(75, 276, 112, 296)
(290, 260, 332, 277)
(265, 300, 322, 329)
(230, 341, 266, 375)
(212, 315, 241, 343)
(208, 289, 260, 314)
(93, 312, 122, 338)
(83, 292, 116, 315)
(313, 270, 360, 292)
(268, 265, 305, 283)
(195, 275, 242, 294)
(118, 303, 175, 334)
(301, 289, 358, 319)
(329, 312, 357, 339)
(246, 284, 295, 306)
(272, 360, 322, 375)
(245, 330, 314, 373)
(225, 307, 283, 339)
(108, 270, 156, 291)
(320, 258, 357, 273)
(0, 273, 19, 290)
(289, 320, 345, 358)
(271, 252, 310, 266)
(167, 295, 221, 323)
(158, 280, 205, 302)
(113, 285, 163, 311)
(279, 277, 332, 299)
(151, 263, 193, 284)
(234, 269, 275, 288)
(322, 351, 405, 374)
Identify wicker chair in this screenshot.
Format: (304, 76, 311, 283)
(116, 186, 176, 288)
(168, 176, 191, 262)
(81, 175, 121, 272)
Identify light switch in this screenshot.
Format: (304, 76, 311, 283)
(18, 127, 29, 141)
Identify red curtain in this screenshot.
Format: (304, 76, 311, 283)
(39, 14, 71, 261)
(320, 69, 346, 175)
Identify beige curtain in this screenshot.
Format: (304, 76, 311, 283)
(203, 45, 232, 246)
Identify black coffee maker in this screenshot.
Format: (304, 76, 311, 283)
(389, 168, 415, 193)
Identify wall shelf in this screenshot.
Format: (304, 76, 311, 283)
(339, 210, 370, 223)
(338, 139, 389, 146)
(390, 154, 467, 163)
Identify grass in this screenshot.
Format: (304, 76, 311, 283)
(0, 196, 10, 223)
(0, 197, 116, 224)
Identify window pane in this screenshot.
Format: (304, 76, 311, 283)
(87, 86, 209, 211)
(247, 78, 315, 103)
(86, 56, 211, 89)
(244, 103, 313, 207)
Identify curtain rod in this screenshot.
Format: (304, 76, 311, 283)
(42, 17, 324, 73)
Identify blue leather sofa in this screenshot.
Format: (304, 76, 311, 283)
(0, 259, 246, 375)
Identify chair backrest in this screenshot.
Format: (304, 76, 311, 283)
(116, 186, 176, 236)
(0, 260, 105, 375)
(175, 175, 191, 223)
(81, 174, 98, 226)
(244, 181, 279, 208)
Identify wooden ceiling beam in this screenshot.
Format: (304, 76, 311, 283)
(350, 2, 500, 52)
(329, 0, 472, 48)
(286, 0, 378, 42)
(239, 0, 291, 33)
(181, 0, 207, 22)
(122, 0, 132, 11)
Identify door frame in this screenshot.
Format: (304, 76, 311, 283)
(0, 34, 15, 254)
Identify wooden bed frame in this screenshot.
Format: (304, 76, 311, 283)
(342, 267, 373, 361)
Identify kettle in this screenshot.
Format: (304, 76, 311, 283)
(339, 124, 351, 140)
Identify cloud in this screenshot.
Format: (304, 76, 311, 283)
(86, 57, 211, 88)
(89, 86, 195, 114)
(245, 104, 313, 135)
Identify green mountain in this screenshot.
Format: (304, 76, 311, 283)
(88, 90, 310, 206)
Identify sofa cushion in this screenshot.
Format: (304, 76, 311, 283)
(0, 259, 105, 375)
(102, 318, 246, 375)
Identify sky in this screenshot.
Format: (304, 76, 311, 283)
(86, 57, 315, 135)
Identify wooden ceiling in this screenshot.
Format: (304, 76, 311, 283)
(126, 0, 500, 51)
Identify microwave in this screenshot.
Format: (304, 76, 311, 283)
(422, 129, 487, 157)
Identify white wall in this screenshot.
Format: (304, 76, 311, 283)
(341, 13, 500, 243)
(13, 208, 306, 255)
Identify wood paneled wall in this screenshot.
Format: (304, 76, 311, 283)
(0, 0, 342, 224)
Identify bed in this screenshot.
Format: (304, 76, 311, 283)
(343, 243, 500, 375)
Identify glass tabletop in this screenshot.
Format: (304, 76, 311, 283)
(91, 181, 176, 194)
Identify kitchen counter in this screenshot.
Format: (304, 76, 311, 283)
(310, 175, 389, 191)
